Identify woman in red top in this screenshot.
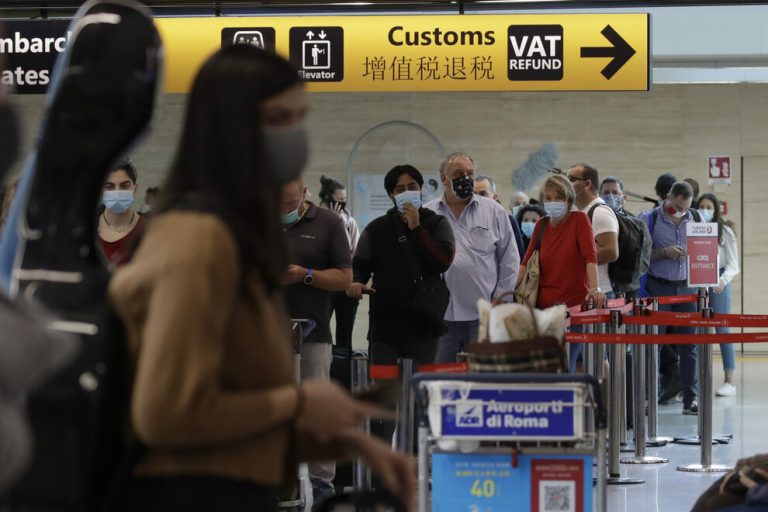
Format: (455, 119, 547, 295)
(516, 175, 604, 371)
(97, 159, 145, 267)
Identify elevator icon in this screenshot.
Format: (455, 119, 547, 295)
(302, 32, 331, 70)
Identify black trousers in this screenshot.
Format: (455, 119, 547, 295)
(331, 291, 359, 350)
(120, 475, 279, 512)
(369, 330, 438, 454)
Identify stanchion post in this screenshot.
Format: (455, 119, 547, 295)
(417, 398, 430, 512)
(677, 308, 733, 473)
(607, 310, 644, 485)
(646, 298, 672, 445)
(396, 358, 414, 453)
(622, 305, 668, 465)
(351, 354, 372, 490)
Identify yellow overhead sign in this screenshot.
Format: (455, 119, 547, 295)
(155, 13, 649, 93)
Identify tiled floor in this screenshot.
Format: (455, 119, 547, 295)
(606, 357, 762, 512)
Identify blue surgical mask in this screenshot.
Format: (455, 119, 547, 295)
(521, 221, 536, 238)
(281, 208, 299, 225)
(394, 190, 422, 212)
(103, 190, 134, 214)
(699, 209, 715, 222)
(601, 194, 622, 212)
(544, 201, 568, 220)
(511, 205, 523, 217)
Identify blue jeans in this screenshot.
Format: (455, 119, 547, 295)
(645, 276, 698, 407)
(435, 320, 480, 364)
(568, 291, 614, 373)
(709, 280, 735, 372)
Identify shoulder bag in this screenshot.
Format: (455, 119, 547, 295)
(390, 212, 450, 337)
(515, 217, 548, 307)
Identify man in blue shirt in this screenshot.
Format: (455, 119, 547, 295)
(641, 181, 699, 415)
(473, 175, 525, 261)
(424, 152, 520, 363)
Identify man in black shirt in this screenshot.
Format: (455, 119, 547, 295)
(281, 178, 352, 502)
(349, 165, 455, 365)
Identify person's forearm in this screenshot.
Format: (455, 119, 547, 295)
(586, 263, 600, 290)
(311, 268, 352, 291)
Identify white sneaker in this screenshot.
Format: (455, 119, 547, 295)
(716, 383, 736, 396)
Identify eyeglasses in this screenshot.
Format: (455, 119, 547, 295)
(567, 176, 585, 183)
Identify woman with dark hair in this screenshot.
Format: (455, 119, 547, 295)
(319, 175, 360, 350)
(515, 203, 547, 253)
(97, 158, 145, 267)
(697, 193, 740, 396)
(109, 45, 413, 512)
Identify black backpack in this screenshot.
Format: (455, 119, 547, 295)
(588, 204, 652, 287)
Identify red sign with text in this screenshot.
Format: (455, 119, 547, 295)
(708, 155, 732, 185)
(687, 222, 720, 287)
(531, 458, 584, 512)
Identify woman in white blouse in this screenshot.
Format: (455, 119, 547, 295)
(698, 193, 740, 396)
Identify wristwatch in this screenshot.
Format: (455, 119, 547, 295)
(303, 268, 314, 285)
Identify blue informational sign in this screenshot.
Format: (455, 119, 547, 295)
(432, 453, 592, 512)
(439, 387, 579, 440)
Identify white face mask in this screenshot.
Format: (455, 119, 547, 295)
(699, 208, 715, 222)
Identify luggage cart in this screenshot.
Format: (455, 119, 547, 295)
(413, 373, 607, 512)
(279, 319, 316, 512)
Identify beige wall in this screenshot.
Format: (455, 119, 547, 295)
(9, 83, 766, 349)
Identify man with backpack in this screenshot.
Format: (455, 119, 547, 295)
(600, 176, 653, 299)
(567, 164, 619, 299)
(641, 181, 702, 415)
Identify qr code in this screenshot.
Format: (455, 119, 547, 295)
(539, 480, 575, 511)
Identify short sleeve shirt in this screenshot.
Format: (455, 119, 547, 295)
(284, 202, 351, 343)
(583, 198, 619, 292)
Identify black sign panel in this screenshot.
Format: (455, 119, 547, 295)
(289, 26, 343, 82)
(220, 27, 276, 52)
(507, 25, 563, 81)
(1, 20, 71, 94)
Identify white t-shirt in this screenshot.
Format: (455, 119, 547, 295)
(581, 197, 619, 292)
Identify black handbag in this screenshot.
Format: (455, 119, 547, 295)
(390, 212, 450, 337)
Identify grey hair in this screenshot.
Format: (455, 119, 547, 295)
(439, 152, 475, 175)
(475, 175, 496, 193)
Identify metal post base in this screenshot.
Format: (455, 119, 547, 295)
(621, 456, 669, 465)
(620, 443, 635, 453)
(607, 477, 646, 485)
(672, 436, 719, 446)
(677, 463, 734, 473)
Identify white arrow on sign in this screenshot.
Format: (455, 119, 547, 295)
(306, 30, 314, 39)
(319, 30, 327, 39)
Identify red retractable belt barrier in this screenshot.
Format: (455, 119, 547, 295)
(643, 294, 700, 305)
(621, 312, 768, 328)
(369, 362, 468, 380)
(564, 332, 768, 345)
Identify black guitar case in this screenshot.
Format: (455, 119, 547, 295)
(1, 1, 161, 510)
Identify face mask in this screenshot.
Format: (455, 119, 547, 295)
(667, 204, 687, 218)
(330, 200, 346, 211)
(544, 201, 568, 221)
(103, 190, 135, 214)
(451, 175, 474, 200)
(281, 208, 299, 225)
(0, 104, 20, 181)
(699, 209, 715, 222)
(263, 124, 309, 185)
(602, 194, 623, 212)
(512, 205, 523, 217)
(394, 190, 422, 212)
(521, 221, 536, 238)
